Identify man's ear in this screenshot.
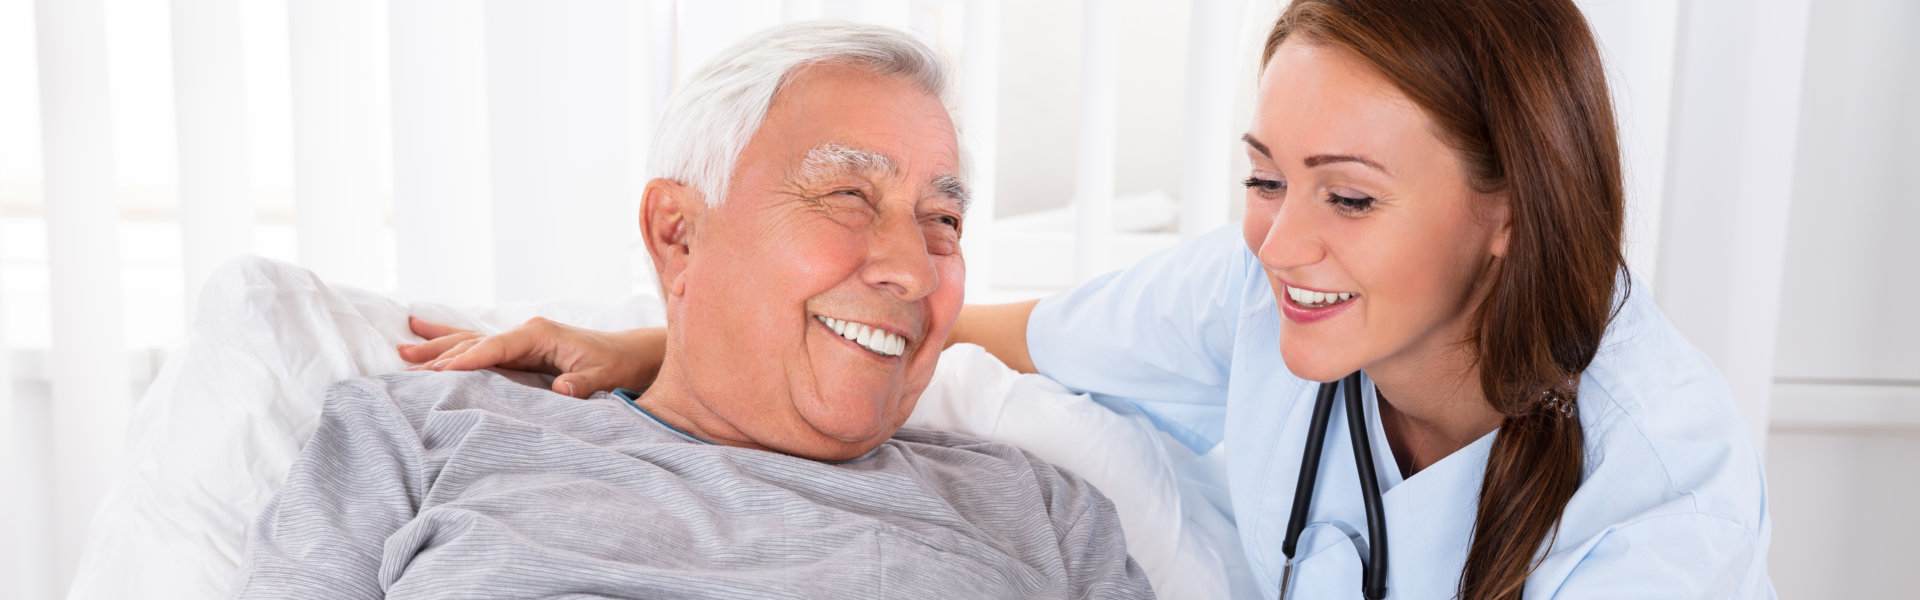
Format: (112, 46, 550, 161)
(640, 179, 700, 297)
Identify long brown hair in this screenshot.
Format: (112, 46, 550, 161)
(1263, 0, 1626, 598)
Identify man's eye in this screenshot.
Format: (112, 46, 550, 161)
(935, 215, 960, 229)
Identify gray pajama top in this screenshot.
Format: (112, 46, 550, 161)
(234, 370, 1152, 599)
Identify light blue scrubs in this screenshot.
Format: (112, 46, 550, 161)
(1028, 225, 1774, 599)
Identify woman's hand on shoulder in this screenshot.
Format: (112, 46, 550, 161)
(397, 316, 666, 398)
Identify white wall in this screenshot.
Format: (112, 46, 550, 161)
(1763, 0, 1920, 596)
(1773, 0, 1920, 385)
(1767, 430, 1920, 598)
(1658, 0, 1812, 450)
(995, 0, 1198, 219)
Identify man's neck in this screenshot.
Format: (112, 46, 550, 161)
(634, 364, 758, 450)
(635, 362, 888, 462)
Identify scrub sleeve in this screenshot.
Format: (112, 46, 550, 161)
(1026, 226, 1254, 453)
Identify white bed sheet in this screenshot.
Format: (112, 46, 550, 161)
(67, 256, 1247, 599)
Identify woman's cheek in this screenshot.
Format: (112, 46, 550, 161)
(1242, 208, 1271, 255)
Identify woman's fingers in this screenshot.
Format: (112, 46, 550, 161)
(399, 317, 481, 363)
(438, 327, 559, 374)
(408, 316, 473, 340)
(399, 330, 480, 364)
(399, 315, 592, 386)
(421, 337, 485, 370)
(551, 374, 587, 398)
(552, 367, 625, 399)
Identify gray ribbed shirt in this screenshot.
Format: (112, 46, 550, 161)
(234, 370, 1152, 599)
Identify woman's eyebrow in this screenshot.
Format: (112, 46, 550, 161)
(1241, 133, 1271, 157)
(1244, 133, 1392, 175)
(1304, 153, 1391, 175)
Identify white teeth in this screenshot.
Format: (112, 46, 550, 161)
(1285, 285, 1356, 309)
(815, 315, 907, 357)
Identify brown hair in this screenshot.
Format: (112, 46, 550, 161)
(1263, 0, 1625, 598)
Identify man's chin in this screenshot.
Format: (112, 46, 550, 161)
(766, 426, 891, 462)
(784, 389, 901, 448)
(797, 404, 894, 443)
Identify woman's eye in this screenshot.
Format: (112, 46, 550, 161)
(1327, 192, 1376, 213)
(1242, 176, 1287, 196)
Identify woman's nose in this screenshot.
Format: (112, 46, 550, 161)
(1256, 198, 1327, 271)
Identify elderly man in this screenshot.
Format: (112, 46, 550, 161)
(234, 21, 1152, 599)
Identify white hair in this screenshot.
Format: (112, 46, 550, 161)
(648, 21, 960, 207)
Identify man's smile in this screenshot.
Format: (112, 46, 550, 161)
(814, 314, 908, 357)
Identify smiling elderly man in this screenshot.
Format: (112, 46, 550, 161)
(233, 21, 1152, 600)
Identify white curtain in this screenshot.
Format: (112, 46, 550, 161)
(4, 0, 1916, 597)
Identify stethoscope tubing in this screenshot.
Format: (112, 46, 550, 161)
(1343, 372, 1390, 598)
(1281, 379, 1339, 558)
(1277, 372, 1389, 600)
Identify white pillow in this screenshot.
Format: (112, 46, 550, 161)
(909, 345, 1240, 598)
(68, 256, 1235, 598)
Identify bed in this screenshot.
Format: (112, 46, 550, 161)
(63, 255, 1252, 599)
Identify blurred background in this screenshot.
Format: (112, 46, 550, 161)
(2, 0, 1914, 597)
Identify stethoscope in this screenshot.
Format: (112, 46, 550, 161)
(1277, 372, 1389, 600)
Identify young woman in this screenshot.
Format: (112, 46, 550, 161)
(403, 1, 1772, 597)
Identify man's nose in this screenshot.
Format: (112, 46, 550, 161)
(864, 214, 939, 302)
(1256, 196, 1327, 271)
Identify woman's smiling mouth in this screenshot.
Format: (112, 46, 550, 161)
(1284, 284, 1357, 309)
(1280, 282, 1360, 324)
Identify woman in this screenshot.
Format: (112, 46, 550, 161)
(403, 0, 1772, 597)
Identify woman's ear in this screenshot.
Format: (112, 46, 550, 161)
(1485, 192, 1512, 258)
(640, 179, 700, 297)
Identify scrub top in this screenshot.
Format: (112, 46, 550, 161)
(1028, 225, 1775, 599)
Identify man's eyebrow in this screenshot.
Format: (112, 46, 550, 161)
(929, 174, 971, 214)
(798, 142, 898, 181)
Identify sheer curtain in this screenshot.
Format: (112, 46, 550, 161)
(6, 0, 1914, 597)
